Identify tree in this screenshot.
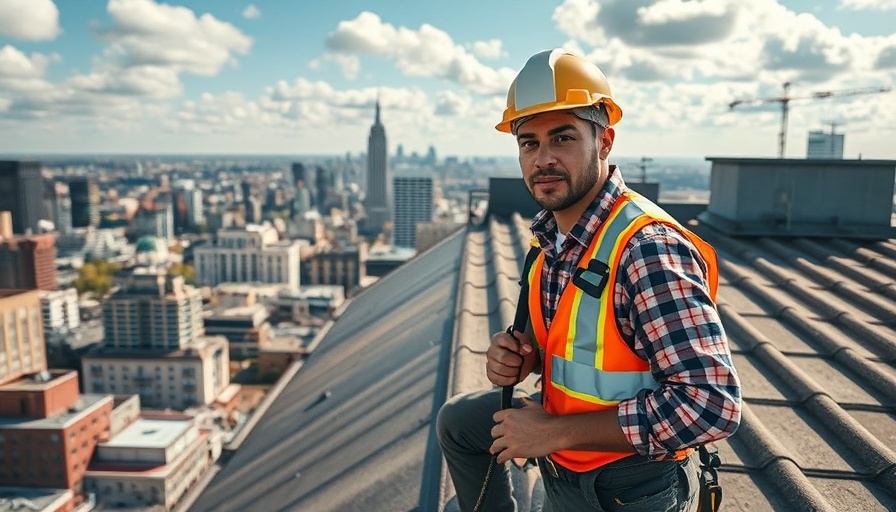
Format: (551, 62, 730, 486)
(73, 260, 121, 298)
(169, 263, 196, 285)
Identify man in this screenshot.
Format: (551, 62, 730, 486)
(437, 48, 741, 511)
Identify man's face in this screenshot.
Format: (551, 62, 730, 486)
(515, 111, 612, 213)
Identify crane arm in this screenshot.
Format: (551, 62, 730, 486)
(729, 85, 893, 109)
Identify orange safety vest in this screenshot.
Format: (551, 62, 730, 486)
(528, 191, 719, 472)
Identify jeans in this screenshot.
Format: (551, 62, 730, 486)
(437, 387, 699, 512)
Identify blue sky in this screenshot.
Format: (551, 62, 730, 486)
(1, 0, 895, 159)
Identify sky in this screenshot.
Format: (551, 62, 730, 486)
(0, 0, 895, 160)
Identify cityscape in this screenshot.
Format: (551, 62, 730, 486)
(0, 93, 715, 511)
(3, 2, 894, 510)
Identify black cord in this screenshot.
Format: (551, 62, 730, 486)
(472, 246, 540, 512)
(472, 328, 522, 512)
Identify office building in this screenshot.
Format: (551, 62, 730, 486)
(69, 177, 100, 228)
(203, 303, 271, 357)
(301, 243, 366, 294)
(807, 129, 845, 159)
(363, 100, 391, 235)
(81, 336, 229, 410)
(101, 269, 203, 351)
(133, 204, 174, 239)
(174, 180, 204, 229)
(86, 268, 228, 410)
(40, 288, 81, 334)
(84, 413, 220, 510)
(49, 181, 73, 234)
(0, 370, 113, 500)
(392, 174, 434, 249)
(0, 212, 58, 291)
(0, 289, 113, 503)
(194, 223, 302, 291)
(0, 290, 46, 385)
(0, 160, 44, 234)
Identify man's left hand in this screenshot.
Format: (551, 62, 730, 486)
(489, 397, 558, 464)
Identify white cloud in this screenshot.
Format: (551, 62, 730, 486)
(242, 4, 261, 19)
(0, 45, 50, 80)
(323, 11, 517, 95)
(0, 45, 56, 94)
(0, 0, 254, 124)
(434, 91, 472, 116)
(470, 39, 506, 60)
(328, 54, 360, 80)
(98, 0, 253, 76)
(552, 0, 893, 84)
(0, 0, 61, 41)
(839, 0, 896, 9)
(545, 0, 896, 158)
(637, 0, 731, 23)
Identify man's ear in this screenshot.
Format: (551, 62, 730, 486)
(599, 127, 615, 158)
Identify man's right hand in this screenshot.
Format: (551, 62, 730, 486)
(486, 330, 536, 386)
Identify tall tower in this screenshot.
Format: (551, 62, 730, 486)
(392, 173, 433, 249)
(0, 160, 44, 234)
(364, 98, 391, 235)
(68, 177, 100, 228)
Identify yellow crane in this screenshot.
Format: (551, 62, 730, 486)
(728, 82, 892, 158)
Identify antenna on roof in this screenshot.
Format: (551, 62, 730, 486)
(636, 157, 652, 183)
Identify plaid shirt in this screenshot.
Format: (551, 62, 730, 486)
(530, 167, 741, 460)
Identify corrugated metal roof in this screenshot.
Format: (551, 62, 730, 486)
(190, 188, 896, 512)
(190, 231, 466, 512)
(441, 211, 896, 512)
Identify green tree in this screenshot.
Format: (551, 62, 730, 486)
(169, 263, 196, 285)
(74, 259, 120, 298)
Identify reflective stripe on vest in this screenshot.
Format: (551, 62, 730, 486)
(528, 191, 718, 472)
(551, 196, 657, 404)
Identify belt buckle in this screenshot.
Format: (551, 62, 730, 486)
(543, 456, 559, 478)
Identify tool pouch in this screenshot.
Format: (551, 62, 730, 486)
(697, 444, 722, 512)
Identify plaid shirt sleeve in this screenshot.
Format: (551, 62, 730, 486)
(615, 223, 742, 460)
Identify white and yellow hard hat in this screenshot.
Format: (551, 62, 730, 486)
(496, 49, 622, 133)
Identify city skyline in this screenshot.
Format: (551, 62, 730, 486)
(1, 0, 896, 160)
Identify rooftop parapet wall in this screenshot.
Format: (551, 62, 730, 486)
(700, 157, 896, 239)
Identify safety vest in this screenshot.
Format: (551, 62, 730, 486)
(528, 191, 719, 472)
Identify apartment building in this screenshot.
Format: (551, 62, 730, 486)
(194, 223, 301, 291)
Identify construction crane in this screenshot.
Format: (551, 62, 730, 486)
(728, 82, 892, 158)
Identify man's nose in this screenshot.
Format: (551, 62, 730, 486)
(533, 143, 558, 169)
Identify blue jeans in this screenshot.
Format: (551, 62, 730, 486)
(437, 387, 699, 512)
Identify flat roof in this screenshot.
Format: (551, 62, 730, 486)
(102, 417, 190, 449)
(705, 156, 896, 166)
(0, 394, 111, 429)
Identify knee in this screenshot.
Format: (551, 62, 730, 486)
(436, 393, 469, 445)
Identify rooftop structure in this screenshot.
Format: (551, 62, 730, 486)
(700, 157, 896, 238)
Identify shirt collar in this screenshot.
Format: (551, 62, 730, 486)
(530, 165, 627, 254)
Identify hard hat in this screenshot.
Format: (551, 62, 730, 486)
(496, 49, 622, 133)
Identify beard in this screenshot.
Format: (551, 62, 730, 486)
(527, 148, 600, 212)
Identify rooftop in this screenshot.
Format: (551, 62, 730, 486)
(190, 169, 896, 511)
(103, 417, 190, 449)
(0, 394, 111, 429)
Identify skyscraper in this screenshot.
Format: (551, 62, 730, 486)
(392, 173, 433, 249)
(68, 177, 100, 228)
(364, 99, 391, 235)
(0, 160, 44, 234)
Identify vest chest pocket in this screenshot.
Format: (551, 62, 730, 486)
(572, 259, 610, 298)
